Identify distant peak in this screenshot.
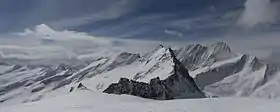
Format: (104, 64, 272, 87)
(36, 24, 50, 29)
(70, 83, 90, 92)
(250, 56, 265, 71)
(34, 24, 56, 35)
(154, 44, 165, 50)
(212, 41, 229, 48)
(187, 44, 206, 51)
(144, 44, 167, 57)
(211, 41, 232, 53)
(252, 56, 260, 62)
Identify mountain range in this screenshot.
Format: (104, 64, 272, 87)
(1, 40, 280, 107)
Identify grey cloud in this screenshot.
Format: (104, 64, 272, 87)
(0, 0, 134, 32)
(0, 0, 246, 33)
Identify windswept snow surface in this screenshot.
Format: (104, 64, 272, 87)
(0, 90, 279, 112)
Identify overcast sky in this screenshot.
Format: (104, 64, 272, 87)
(0, 0, 245, 34)
(0, 0, 280, 63)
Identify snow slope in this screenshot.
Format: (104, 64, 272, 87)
(0, 90, 279, 112)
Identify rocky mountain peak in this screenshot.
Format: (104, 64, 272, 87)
(263, 63, 280, 83)
(142, 44, 167, 58)
(250, 57, 265, 71)
(155, 44, 165, 50)
(69, 83, 90, 92)
(103, 48, 205, 100)
(211, 42, 232, 53)
(106, 52, 140, 71)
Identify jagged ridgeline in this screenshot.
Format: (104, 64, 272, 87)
(1, 42, 280, 105)
(103, 48, 206, 100)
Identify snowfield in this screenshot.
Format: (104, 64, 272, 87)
(1, 90, 280, 112)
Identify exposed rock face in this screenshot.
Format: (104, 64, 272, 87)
(250, 57, 265, 72)
(175, 42, 234, 71)
(70, 83, 90, 92)
(195, 55, 248, 89)
(106, 52, 140, 71)
(103, 48, 205, 100)
(71, 52, 141, 82)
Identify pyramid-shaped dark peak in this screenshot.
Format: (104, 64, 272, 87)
(168, 48, 204, 93)
(104, 48, 206, 100)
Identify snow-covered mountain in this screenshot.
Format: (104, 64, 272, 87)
(1, 36, 280, 109)
(103, 48, 206, 100)
(0, 25, 280, 111)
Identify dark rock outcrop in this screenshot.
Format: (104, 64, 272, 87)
(103, 48, 205, 100)
(77, 83, 88, 90)
(69, 83, 90, 92)
(31, 86, 45, 93)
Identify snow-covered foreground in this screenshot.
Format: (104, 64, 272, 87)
(1, 90, 279, 112)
